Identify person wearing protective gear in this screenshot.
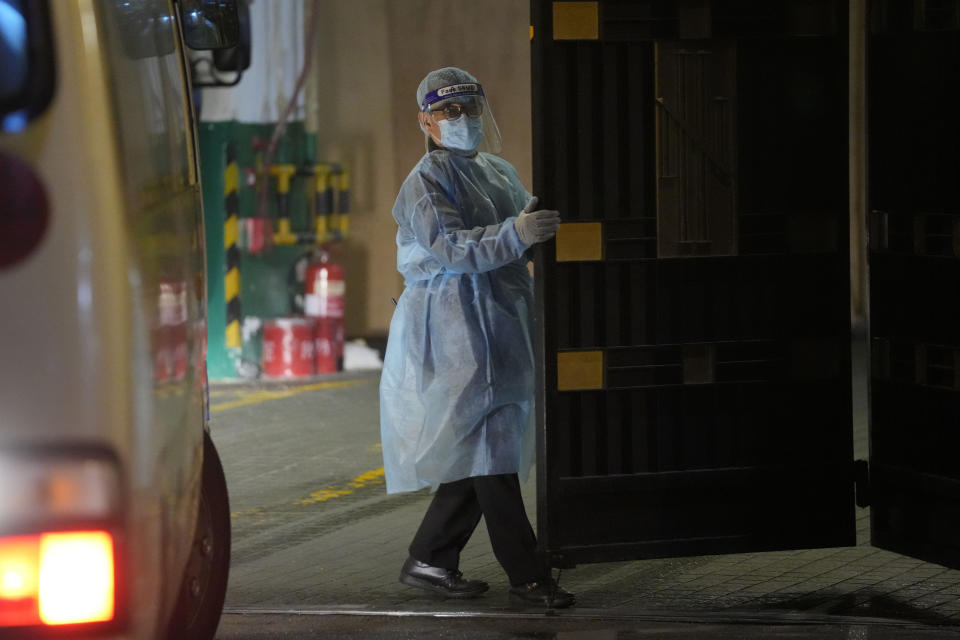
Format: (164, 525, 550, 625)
(380, 67, 574, 609)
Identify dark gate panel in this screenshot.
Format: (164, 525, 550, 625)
(532, 0, 854, 567)
(868, 1, 960, 569)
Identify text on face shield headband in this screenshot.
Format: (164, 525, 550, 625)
(421, 83, 485, 111)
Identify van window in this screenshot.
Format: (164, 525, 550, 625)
(0, 0, 54, 132)
(97, 0, 193, 205)
(0, 1, 27, 102)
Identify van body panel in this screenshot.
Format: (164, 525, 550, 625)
(0, 1, 208, 636)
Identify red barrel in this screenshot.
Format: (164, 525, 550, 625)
(305, 253, 345, 374)
(262, 317, 316, 378)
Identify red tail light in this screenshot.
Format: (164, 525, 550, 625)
(0, 531, 115, 627)
(0, 151, 49, 269)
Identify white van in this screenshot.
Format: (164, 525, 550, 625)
(0, 1, 236, 638)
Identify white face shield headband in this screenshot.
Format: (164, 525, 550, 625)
(420, 82, 503, 154)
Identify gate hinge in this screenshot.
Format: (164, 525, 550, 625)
(854, 459, 870, 508)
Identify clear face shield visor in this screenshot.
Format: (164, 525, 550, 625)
(421, 82, 502, 154)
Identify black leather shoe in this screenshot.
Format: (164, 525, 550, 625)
(509, 579, 575, 609)
(399, 557, 489, 598)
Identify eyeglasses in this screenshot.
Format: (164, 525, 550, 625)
(429, 100, 483, 120)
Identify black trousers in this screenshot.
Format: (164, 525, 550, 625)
(408, 473, 541, 586)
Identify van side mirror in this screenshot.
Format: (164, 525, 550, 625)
(213, 0, 251, 72)
(179, 0, 239, 50)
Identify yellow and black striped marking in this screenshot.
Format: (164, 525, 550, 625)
(225, 142, 241, 349)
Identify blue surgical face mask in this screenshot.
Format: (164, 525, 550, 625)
(437, 115, 483, 152)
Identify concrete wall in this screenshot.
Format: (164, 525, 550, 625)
(306, 0, 532, 337)
(199, 0, 530, 339)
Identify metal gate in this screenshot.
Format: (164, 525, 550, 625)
(532, 0, 854, 567)
(868, 1, 960, 570)
(533, 0, 960, 572)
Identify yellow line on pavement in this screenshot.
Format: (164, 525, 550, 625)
(299, 467, 385, 506)
(209, 379, 373, 413)
(231, 467, 386, 519)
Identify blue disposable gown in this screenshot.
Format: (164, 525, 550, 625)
(380, 150, 535, 494)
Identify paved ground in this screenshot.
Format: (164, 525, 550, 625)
(210, 335, 960, 636)
(216, 611, 960, 639)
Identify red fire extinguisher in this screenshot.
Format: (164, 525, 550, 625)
(305, 249, 345, 373)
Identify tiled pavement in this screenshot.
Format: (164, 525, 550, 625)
(211, 337, 960, 627)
